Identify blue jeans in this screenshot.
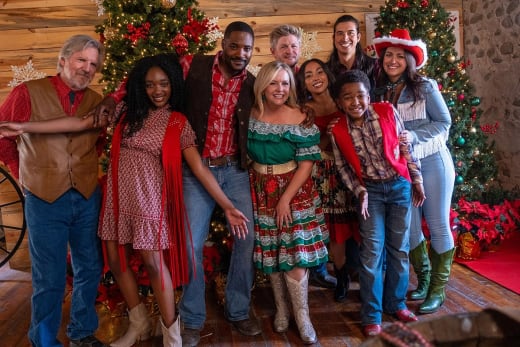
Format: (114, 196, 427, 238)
(357, 177, 411, 326)
(410, 148, 455, 253)
(179, 163, 255, 329)
(25, 187, 102, 347)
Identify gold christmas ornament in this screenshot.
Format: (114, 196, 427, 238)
(447, 55, 456, 63)
(429, 32, 437, 39)
(104, 27, 116, 40)
(161, 0, 176, 8)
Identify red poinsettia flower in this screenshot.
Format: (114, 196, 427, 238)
(124, 22, 151, 45)
(182, 8, 210, 44)
(453, 197, 520, 251)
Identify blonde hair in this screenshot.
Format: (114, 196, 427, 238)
(253, 61, 298, 117)
(269, 24, 302, 50)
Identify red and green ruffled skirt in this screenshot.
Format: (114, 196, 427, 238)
(249, 168, 329, 274)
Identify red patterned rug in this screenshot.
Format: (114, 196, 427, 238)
(456, 232, 520, 295)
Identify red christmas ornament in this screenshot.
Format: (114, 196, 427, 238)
(172, 33, 189, 55)
(421, 0, 429, 7)
(397, 1, 410, 9)
(438, 83, 443, 91)
(458, 93, 465, 101)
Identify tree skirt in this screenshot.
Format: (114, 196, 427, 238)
(456, 232, 520, 295)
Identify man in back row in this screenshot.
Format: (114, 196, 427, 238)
(269, 24, 301, 73)
(270, 24, 338, 290)
(178, 21, 261, 346)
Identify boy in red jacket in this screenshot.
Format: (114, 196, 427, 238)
(330, 70, 425, 337)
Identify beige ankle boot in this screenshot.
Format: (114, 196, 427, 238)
(269, 272, 290, 332)
(110, 302, 152, 347)
(161, 316, 182, 347)
(284, 270, 317, 344)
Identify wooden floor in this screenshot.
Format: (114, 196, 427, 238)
(1, 260, 519, 347)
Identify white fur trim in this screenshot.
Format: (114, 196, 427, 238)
(373, 36, 428, 69)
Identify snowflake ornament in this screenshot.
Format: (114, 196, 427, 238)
(300, 29, 321, 60)
(206, 17, 224, 44)
(91, 0, 105, 16)
(8, 60, 47, 88)
(246, 64, 262, 77)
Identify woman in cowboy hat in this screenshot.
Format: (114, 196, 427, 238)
(373, 28, 456, 314)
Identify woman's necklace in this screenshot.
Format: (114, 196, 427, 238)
(385, 76, 405, 104)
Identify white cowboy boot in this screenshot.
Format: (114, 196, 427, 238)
(269, 272, 290, 332)
(161, 316, 182, 347)
(110, 302, 152, 347)
(284, 270, 317, 344)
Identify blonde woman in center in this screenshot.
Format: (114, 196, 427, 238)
(247, 61, 328, 344)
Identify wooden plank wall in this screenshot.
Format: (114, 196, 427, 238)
(0, 0, 462, 102)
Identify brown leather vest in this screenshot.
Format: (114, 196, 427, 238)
(17, 78, 102, 202)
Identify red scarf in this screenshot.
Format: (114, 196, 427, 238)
(102, 111, 192, 288)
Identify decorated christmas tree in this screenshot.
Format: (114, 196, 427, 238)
(374, 0, 498, 201)
(92, 0, 222, 93)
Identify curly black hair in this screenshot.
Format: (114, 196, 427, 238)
(331, 69, 371, 100)
(121, 53, 185, 137)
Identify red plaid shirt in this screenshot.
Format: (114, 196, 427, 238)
(180, 53, 246, 159)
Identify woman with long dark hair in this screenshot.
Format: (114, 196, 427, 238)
(374, 29, 456, 315)
(296, 58, 359, 303)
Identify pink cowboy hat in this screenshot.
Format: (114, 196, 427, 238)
(373, 28, 428, 69)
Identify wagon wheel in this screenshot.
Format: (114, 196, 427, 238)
(0, 166, 26, 268)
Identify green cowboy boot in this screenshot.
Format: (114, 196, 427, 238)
(409, 240, 431, 300)
(419, 247, 455, 314)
